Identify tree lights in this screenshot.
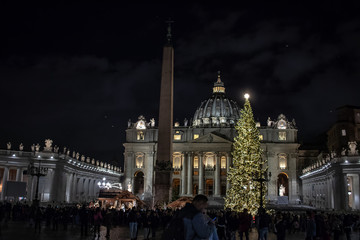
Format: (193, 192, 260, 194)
(224, 93, 267, 215)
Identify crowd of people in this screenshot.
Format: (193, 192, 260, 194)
(0, 196, 359, 240)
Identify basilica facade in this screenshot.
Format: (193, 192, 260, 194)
(124, 74, 300, 205)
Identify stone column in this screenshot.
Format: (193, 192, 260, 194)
(71, 173, 77, 202)
(214, 153, 221, 197)
(187, 152, 193, 195)
(124, 152, 133, 192)
(344, 174, 349, 210)
(16, 168, 22, 182)
(181, 152, 187, 196)
(198, 153, 204, 194)
(51, 164, 65, 202)
(1, 167, 9, 200)
(226, 154, 231, 191)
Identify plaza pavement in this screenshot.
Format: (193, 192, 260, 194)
(1, 222, 359, 240)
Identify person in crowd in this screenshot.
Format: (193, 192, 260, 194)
(52, 207, 60, 231)
(258, 208, 270, 240)
(322, 215, 331, 240)
(181, 194, 215, 240)
(238, 208, 252, 240)
(292, 215, 300, 233)
(227, 211, 239, 240)
(128, 208, 138, 240)
(305, 211, 316, 240)
(93, 207, 103, 238)
(216, 211, 226, 240)
(150, 210, 160, 239)
(344, 214, 354, 240)
(142, 210, 151, 240)
(34, 206, 43, 233)
(314, 211, 324, 240)
(103, 208, 113, 238)
(275, 213, 286, 240)
(79, 205, 89, 236)
(332, 215, 342, 240)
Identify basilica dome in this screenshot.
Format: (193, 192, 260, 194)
(192, 72, 241, 127)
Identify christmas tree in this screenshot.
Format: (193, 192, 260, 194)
(224, 94, 267, 215)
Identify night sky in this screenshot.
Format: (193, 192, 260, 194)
(1, 3, 360, 168)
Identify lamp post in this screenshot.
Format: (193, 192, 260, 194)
(253, 168, 271, 212)
(97, 177, 112, 190)
(28, 158, 48, 207)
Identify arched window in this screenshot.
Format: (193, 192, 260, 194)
(173, 152, 182, 169)
(135, 154, 144, 168)
(205, 153, 215, 168)
(278, 153, 287, 169)
(137, 131, 145, 140)
(220, 156, 226, 169)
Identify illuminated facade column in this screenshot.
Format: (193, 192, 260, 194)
(198, 153, 204, 195)
(214, 153, 221, 197)
(187, 152, 193, 195)
(344, 174, 349, 210)
(65, 173, 73, 202)
(1, 167, 9, 200)
(71, 173, 77, 202)
(226, 154, 231, 191)
(181, 152, 187, 196)
(124, 152, 133, 192)
(16, 167, 22, 182)
(51, 164, 65, 202)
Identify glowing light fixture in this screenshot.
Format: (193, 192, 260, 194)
(244, 93, 250, 100)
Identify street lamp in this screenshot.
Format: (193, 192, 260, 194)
(97, 177, 112, 189)
(252, 167, 270, 212)
(28, 159, 48, 207)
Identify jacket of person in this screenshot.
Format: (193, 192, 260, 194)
(239, 212, 252, 232)
(182, 203, 213, 240)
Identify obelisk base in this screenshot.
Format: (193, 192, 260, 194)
(154, 171, 171, 207)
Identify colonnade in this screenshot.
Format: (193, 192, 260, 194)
(0, 166, 118, 203)
(302, 172, 360, 210)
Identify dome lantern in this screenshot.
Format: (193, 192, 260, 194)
(213, 71, 225, 94)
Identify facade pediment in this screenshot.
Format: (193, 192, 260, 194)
(191, 132, 233, 144)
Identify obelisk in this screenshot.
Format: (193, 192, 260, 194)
(154, 20, 174, 205)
